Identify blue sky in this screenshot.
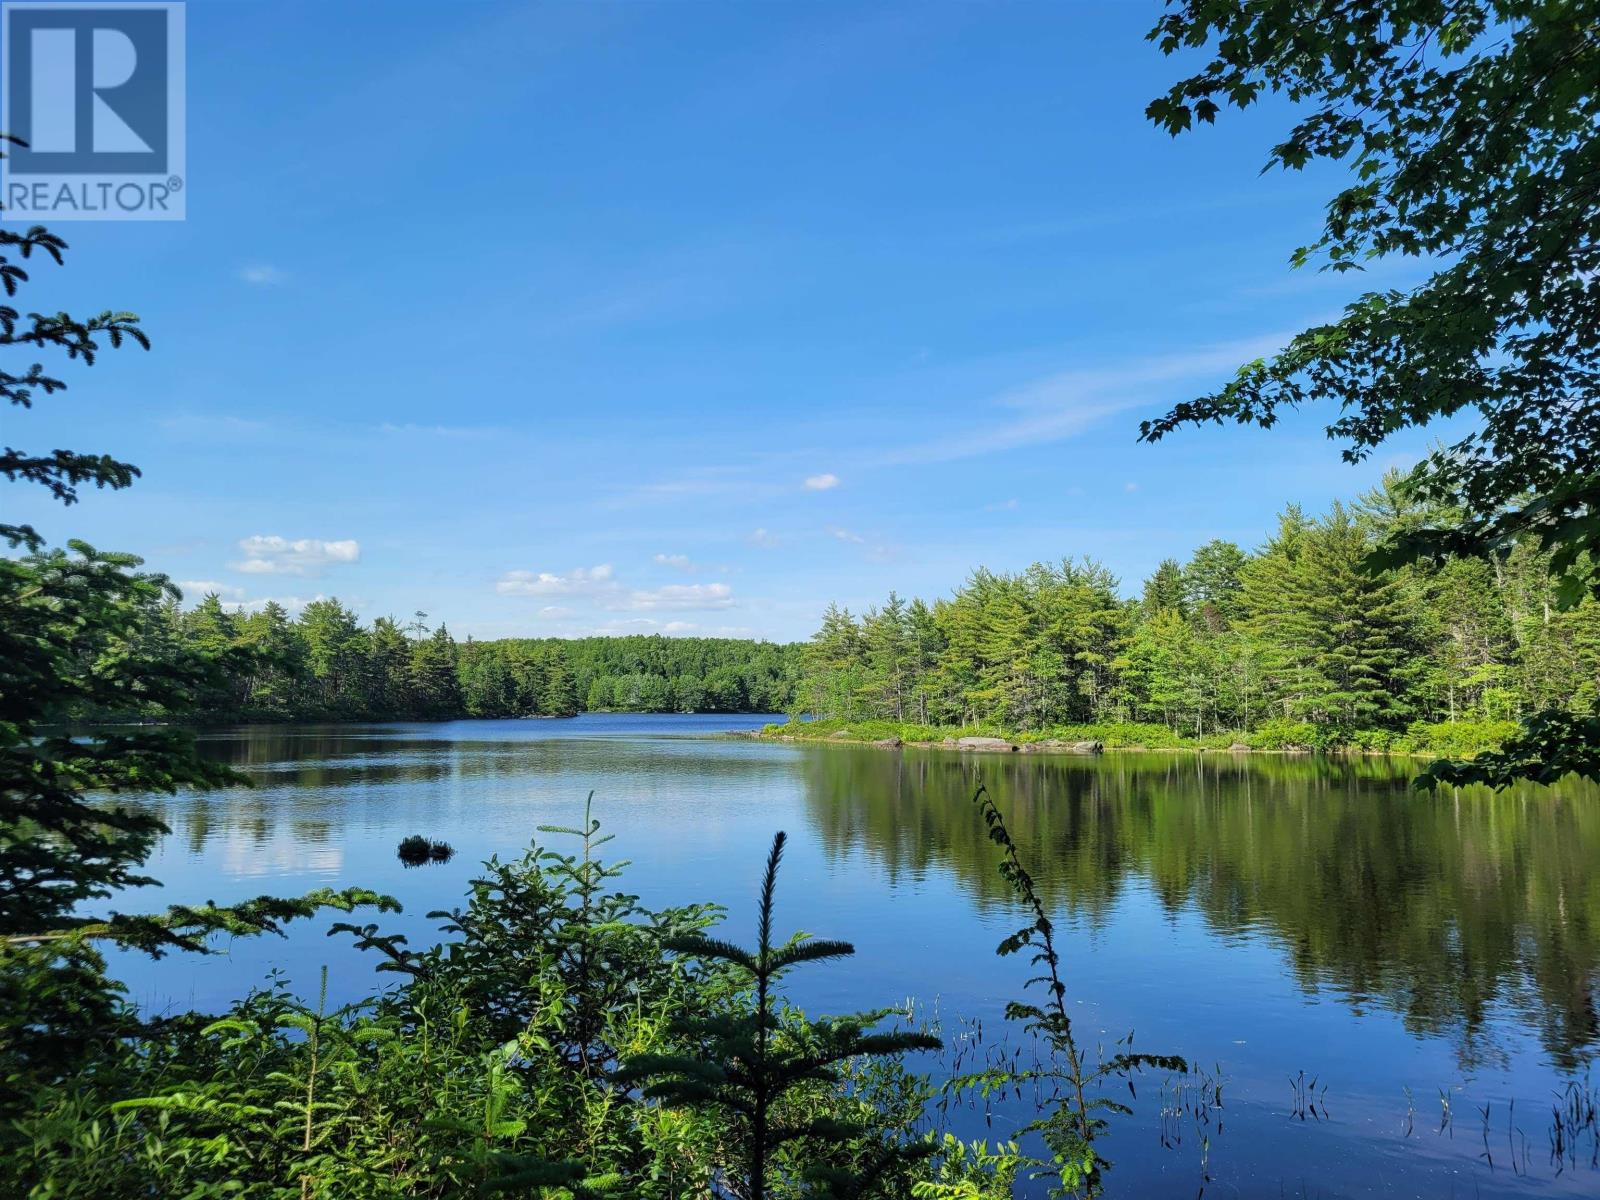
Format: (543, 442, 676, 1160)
(6, 0, 1443, 641)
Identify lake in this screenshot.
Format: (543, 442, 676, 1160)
(111, 714, 1600, 1198)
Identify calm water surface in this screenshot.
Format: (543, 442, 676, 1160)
(113, 715, 1600, 1198)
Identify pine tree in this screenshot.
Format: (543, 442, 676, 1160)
(540, 652, 585, 720)
(1181, 539, 1247, 628)
(803, 604, 866, 720)
(1294, 504, 1417, 731)
(1240, 506, 1321, 720)
(409, 624, 463, 718)
(1140, 558, 1186, 618)
(861, 593, 912, 720)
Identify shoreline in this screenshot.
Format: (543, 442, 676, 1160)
(747, 723, 1467, 759)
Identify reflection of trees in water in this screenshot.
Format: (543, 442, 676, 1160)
(184, 728, 798, 793)
(146, 731, 799, 857)
(799, 748, 1600, 1070)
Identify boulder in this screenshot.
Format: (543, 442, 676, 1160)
(1022, 739, 1103, 754)
(873, 736, 903, 749)
(828, 730, 851, 740)
(1228, 741, 1250, 752)
(956, 736, 1017, 752)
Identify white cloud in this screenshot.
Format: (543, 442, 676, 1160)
(985, 498, 1020, 512)
(828, 526, 866, 544)
(233, 536, 360, 576)
(239, 264, 287, 286)
(803, 472, 840, 491)
(178, 580, 245, 601)
(495, 564, 614, 596)
(622, 582, 734, 612)
(499, 565, 732, 614)
(653, 552, 698, 572)
(222, 593, 328, 616)
(748, 528, 780, 548)
(1124, 481, 1140, 493)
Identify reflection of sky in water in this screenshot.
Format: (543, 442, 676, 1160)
(107, 716, 1600, 1199)
(215, 832, 344, 879)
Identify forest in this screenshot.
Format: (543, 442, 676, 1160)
(791, 475, 1600, 751)
(161, 599, 803, 721)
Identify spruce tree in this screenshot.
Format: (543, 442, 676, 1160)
(1295, 504, 1417, 732)
(619, 832, 940, 1199)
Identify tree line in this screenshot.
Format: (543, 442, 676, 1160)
(164, 596, 802, 721)
(797, 474, 1600, 747)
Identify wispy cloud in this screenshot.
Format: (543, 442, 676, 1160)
(238, 264, 288, 286)
(748, 528, 780, 548)
(828, 526, 865, 544)
(379, 422, 506, 439)
(875, 335, 1289, 467)
(653, 552, 699, 572)
(803, 472, 840, 491)
(623, 582, 733, 612)
(496, 564, 614, 596)
(497, 564, 734, 614)
(233, 536, 360, 576)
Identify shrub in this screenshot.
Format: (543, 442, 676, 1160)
(1400, 719, 1522, 758)
(395, 834, 454, 866)
(1247, 719, 1322, 751)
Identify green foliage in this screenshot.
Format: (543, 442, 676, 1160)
(1140, 1, 1600, 783)
(618, 831, 942, 1199)
(6, 819, 1030, 1199)
(1245, 719, 1323, 752)
(1417, 711, 1600, 790)
(1400, 719, 1522, 759)
(793, 484, 1600, 764)
(909, 1135, 1023, 1199)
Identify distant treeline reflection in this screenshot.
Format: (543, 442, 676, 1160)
(798, 749, 1600, 1069)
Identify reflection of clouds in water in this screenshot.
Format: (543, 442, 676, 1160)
(217, 832, 343, 879)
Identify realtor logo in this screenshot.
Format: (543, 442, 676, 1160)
(1, 2, 185, 220)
